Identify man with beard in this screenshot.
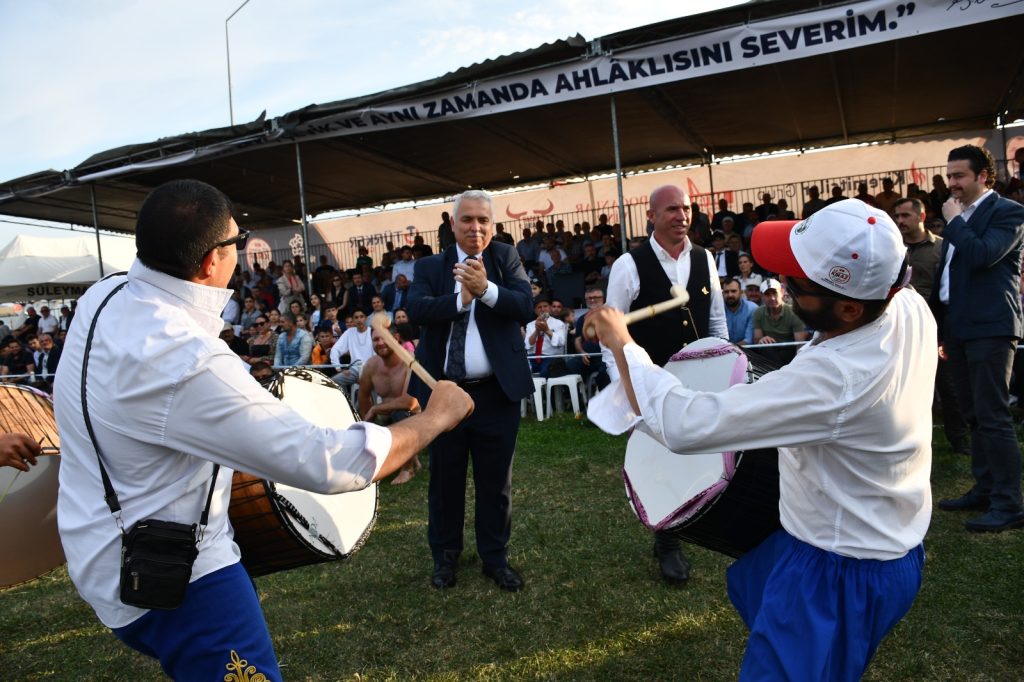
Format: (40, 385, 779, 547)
(587, 198, 933, 680)
(753, 279, 808, 367)
(934, 144, 1024, 532)
(723, 278, 757, 345)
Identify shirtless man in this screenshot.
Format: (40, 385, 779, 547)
(358, 327, 422, 485)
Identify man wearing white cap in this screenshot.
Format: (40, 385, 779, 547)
(587, 199, 934, 680)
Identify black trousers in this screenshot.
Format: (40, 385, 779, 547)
(944, 333, 1022, 512)
(427, 378, 521, 568)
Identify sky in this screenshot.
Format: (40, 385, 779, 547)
(0, 0, 744, 246)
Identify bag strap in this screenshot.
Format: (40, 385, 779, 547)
(81, 280, 219, 532)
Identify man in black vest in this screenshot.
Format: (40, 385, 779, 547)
(605, 184, 727, 585)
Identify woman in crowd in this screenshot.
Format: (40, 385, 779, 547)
(247, 315, 278, 366)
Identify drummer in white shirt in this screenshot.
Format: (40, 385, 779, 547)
(588, 199, 935, 681)
(54, 179, 473, 681)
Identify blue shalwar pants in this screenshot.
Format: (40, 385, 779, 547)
(727, 529, 924, 681)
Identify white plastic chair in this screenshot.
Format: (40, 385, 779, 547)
(545, 374, 584, 418)
(521, 376, 547, 421)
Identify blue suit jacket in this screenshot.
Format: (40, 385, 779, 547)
(407, 242, 534, 405)
(936, 191, 1024, 341)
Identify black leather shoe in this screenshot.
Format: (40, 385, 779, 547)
(653, 532, 691, 586)
(937, 492, 990, 512)
(482, 565, 523, 592)
(965, 509, 1024, 533)
(431, 563, 456, 589)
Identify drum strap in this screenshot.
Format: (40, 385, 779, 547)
(81, 280, 220, 533)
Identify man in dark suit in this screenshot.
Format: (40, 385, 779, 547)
(934, 144, 1024, 533)
(381, 273, 411, 312)
(408, 189, 535, 591)
(343, 270, 376, 316)
(33, 333, 61, 387)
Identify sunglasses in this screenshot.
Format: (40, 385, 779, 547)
(212, 229, 250, 251)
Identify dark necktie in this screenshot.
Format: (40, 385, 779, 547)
(446, 256, 477, 381)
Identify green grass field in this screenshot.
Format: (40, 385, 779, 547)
(2, 415, 1022, 680)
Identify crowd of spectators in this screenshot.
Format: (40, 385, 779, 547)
(0, 304, 73, 392)
(209, 166, 1024, 406)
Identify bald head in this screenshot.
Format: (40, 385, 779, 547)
(647, 185, 691, 254)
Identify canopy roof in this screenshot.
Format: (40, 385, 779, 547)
(2, 0, 1023, 233)
(0, 234, 136, 301)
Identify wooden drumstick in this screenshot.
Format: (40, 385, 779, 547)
(585, 285, 691, 339)
(370, 315, 438, 390)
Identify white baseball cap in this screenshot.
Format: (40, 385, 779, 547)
(752, 199, 907, 300)
(759, 278, 782, 294)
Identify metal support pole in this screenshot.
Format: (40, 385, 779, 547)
(90, 184, 105, 279)
(707, 153, 716, 207)
(610, 94, 628, 253)
(294, 141, 314, 296)
(225, 0, 252, 126)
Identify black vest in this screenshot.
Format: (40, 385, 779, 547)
(628, 240, 712, 367)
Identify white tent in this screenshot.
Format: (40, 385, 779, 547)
(0, 234, 136, 301)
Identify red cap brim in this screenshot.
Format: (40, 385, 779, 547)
(751, 220, 806, 279)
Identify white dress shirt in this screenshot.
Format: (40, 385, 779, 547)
(55, 260, 392, 628)
(524, 316, 567, 357)
(443, 245, 499, 380)
(36, 314, 60, 335)
(603, 235, 727, 379)
(392, 259, 416, 283)
(589, 289, 936, 561)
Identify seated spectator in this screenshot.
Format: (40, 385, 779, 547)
(249, 361, 275, 383)
(274, 312, 313, 367)
(567, 287, 610, 390)
(247, 316, 277, 365)
(524, 298, 567, 378)
(753, 278, 809, 366)
(538, 236, 567, 271)
(12, 307, 39, 340)
(775, 198, 795, 220)
(1, 337, 35, 384)
(722, 279, 758, 345)
(358, 326, 422, 485)
(392, 308, 418, 345)
(33, 333, 61, 389)
(517, 228, 541, 270)
(36, 306, 60, 336)
(219, 322, 251, 360)
(368, 295, 392, 329)
(736, 253, 764, 290)
(311, 328, 336, 367)
(546, 248, 572, 280)
(329, 309, 374, 388)
(382, 273, 411, 312)
(239, 295, 261, 333)
(745, 282, 762, 306)
(391, 246, 416, 283)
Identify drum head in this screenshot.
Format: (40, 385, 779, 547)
(234, 368, 377, 569)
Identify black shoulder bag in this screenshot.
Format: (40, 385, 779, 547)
(82, 281, 219, 610)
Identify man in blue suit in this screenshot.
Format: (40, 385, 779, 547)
(408, 190, 535, 591)
(934, 144, 1024, 533)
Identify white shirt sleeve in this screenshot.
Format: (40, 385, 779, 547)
(163, 350, 392, 493)
(601, 255, 640, 382)
(329, 330, 351, 366)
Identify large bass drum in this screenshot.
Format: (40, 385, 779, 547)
(0, 385, 64, 588)
(229, 368, 377, 577)
(623, 338, 781, 558)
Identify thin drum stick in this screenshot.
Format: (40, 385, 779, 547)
(585, 285, 691, 339)
(371, 315, 438, 390)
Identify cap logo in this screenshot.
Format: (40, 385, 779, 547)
(795, 220, 810, 235)
(829, 266, 851, 285)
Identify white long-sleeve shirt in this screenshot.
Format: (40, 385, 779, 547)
(603, 235, 727, 380)
(329, 326, 374, 367)
(55, 261, 392, 628)
(589, 289, 936, 561)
